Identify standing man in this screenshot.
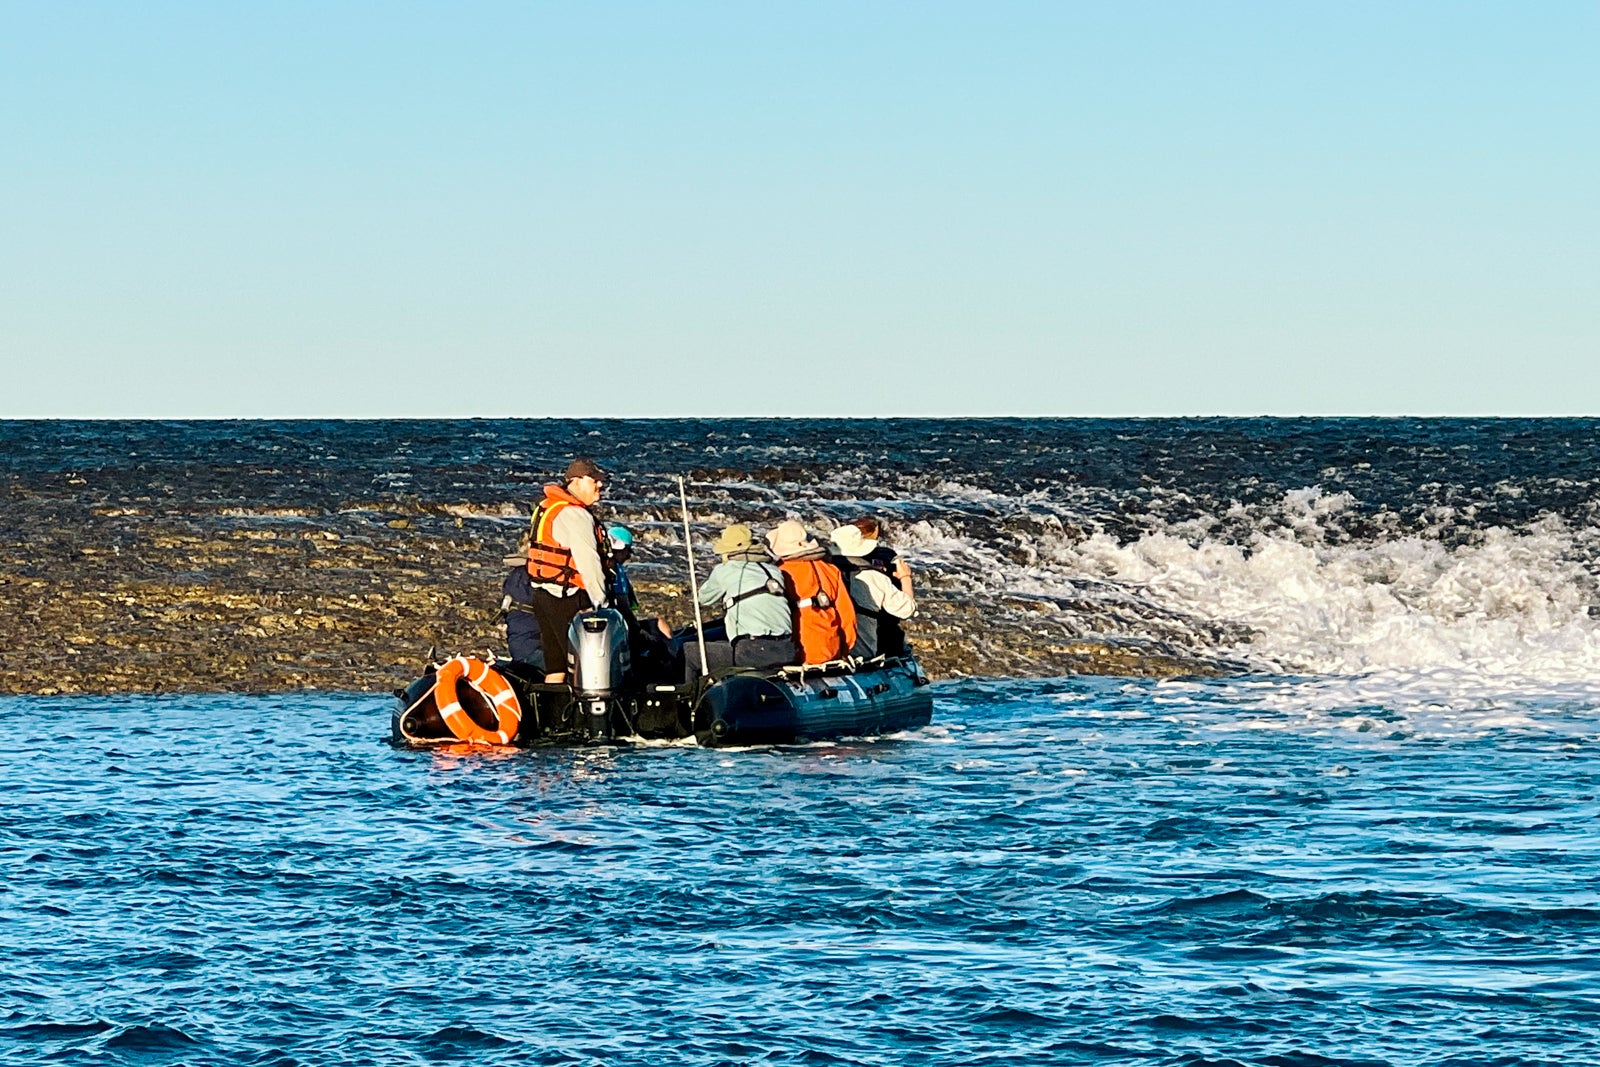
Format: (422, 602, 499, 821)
(525, 458, 610, 683)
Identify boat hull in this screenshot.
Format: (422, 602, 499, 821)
(698, 658, 932, 746)
(391, 655, 932, 748)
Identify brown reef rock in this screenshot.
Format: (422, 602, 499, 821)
(1, 485, 1224, 695)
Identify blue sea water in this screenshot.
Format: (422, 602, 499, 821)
(9, 417, 1600, 1062)
(5, 679, 1599, 1066)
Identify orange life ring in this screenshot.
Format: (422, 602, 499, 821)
(432, 656, 521, 745)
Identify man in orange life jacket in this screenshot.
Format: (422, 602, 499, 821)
(524, 458, 610, 683)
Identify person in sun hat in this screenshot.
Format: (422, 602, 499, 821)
(849, 515, 912, 584)
(682, 523, 797, 682)
(829, 523, 916, 659)
(766, 519, 857, 665)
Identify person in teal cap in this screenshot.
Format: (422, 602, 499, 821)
(602, 524, 676, 682)
(605, 524, 639, 612)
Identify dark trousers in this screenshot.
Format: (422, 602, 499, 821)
(734, 634, 798, 671)
(530, 588, 588, 675)
(506, 611, 547, 669)
(628, 620, 680, 685)
(682, 639, 735, 683)
(683, 633, 798, 683)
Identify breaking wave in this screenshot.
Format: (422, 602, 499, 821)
(904, 490, 1600, 680)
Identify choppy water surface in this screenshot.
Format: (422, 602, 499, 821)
(5, 680, 1599, 1066)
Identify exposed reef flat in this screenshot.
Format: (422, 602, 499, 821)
(6, 418, 1332, 696)
(1, 493, 1221, 695)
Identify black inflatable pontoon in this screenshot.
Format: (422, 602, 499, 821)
(392, 609, 933, 748)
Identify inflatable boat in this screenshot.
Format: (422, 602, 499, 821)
(391, 608, 933, 748)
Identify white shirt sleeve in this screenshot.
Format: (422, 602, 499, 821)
(853, 569, 916, 619)
(553, 505, 608, 607)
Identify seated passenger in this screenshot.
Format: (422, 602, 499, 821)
(829, 524, 916, 659)
(605, 524, 677, 682)
(683, 524, 797, 681)
(605, 524, 640, 612)
(766, 519, 857, 665)
(500, 532, 546, 669)
(850, 516, 911, 582)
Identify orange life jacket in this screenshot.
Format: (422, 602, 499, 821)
(779, 558, 858, 664)
(526, 485, 599, 590)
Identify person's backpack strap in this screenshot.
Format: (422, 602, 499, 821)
(726, 562, 786, 608)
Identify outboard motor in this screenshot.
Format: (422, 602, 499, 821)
(567, 607, 631, 740)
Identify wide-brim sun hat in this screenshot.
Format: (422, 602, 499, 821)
(829, 524, 874, 557)
(766, 519, 818, 560)
(711, 523, 754, 556)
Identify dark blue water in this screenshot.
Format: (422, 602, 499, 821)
(8, 418, 1600, 537)
(6, 679, 1598, 1066)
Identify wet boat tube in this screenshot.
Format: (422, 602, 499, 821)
(391, 609, 934, 748)
(695, 657, 932, 747)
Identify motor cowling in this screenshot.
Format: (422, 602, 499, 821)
(568, 607, 631, 698)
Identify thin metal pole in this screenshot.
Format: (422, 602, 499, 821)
(678, 475, 710, 678)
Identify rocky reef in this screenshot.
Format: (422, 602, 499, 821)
(1, 476, 1224, 695)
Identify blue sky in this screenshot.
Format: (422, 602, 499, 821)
(2, 2, 1596, 417)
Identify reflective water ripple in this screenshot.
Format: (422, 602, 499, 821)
(3, 679, 1598, 1066)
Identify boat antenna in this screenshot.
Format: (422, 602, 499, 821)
(677, 475, 710, 679)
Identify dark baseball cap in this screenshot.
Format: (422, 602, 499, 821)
(564, 457, 607, 483)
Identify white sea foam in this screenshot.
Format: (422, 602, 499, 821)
(442, 503, 524, 521)
(669, 469, 1600, 690)
(884, 484, 1600, 684)
(1059, 523, 1600, 678)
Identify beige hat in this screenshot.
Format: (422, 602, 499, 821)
(766, 519, 819, 560)
(829, 524, 875, 558)
(711, 523, 755, 556)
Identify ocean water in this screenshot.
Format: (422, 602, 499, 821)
(4, 678, 1599, 1066)
(7, 418, 1600, 1063)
